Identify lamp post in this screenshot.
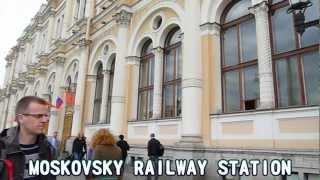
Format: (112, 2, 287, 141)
(287, 0, 319, 35)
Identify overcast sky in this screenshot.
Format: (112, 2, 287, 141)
(0, 0, 46, 88)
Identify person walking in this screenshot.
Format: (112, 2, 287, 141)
(72, 132, 87, 160)
(0, 96, 56, 180)
(116, 134, 130, 164)
(147, 133, 162, 180)
(91, 128, 122, 180)
(48, 131, 60, 157)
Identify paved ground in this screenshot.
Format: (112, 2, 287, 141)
(57, 165, 169, 180)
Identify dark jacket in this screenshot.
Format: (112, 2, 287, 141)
(72, 137, 87, 154)
(147, 138, 161, 157)
(0, 126, 56, 180)
(116, 140, 130, 160)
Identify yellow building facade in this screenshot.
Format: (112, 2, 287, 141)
(0, 0, 319, 179)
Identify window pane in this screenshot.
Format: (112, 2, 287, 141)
(139, 61, 148, 87)
(307, 174, 320, 180)
(302, 52, 320, 105)
(272, 7, 295, 54)
(169, 28, 182, 45)
(276, 58, 302, 107)
(138, 92, 147, 120)
(148, 58, 154, 86)
(272, 0, 283, 4)
(223, 27, 238, 66)
(176, 83, 182, 117)
(225, 0, 251, 22)
(301, 26, 320, 48)
(244, 66, 259, 100)
(163, 85, 174, 117)
(148, 90, 153, 119)
(240, 19, 257, 62)
(305, 0, 319, 22)
(93, 100, 101, 124)
(224, 71, 240, 112)
(165, 50, 174, 81)
(286, 173, 299, 180)
(176, 46, 182, 78)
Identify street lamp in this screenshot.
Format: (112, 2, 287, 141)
(287, 0, 319, 35)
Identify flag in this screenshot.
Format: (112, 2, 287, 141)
(55, 97, 64, 109)
(65, 92, 75, 105)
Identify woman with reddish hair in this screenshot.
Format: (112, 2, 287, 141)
(91, 128, 122, 180)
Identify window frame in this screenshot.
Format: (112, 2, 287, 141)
(269, 0, 320, 108)
(162, 27, 182, 118)
(221, 1, 259, 113)
(137, 40, 154, 120)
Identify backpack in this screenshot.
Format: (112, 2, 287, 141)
(159, 144, 164, 156)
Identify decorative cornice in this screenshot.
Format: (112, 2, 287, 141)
(125, 56, 140, 65)
(249, 1, 269, 15)
(78, 38, 92, 47)
(200, 22, 221, 36)
(113, 9, 132, 26)
(38, 52, 50, 65)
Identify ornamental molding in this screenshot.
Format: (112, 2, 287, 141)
(182, 78, 203, 89)
(111, 96, 126, 103)
(125, 56, 140, 65)
(113, 9, 132, 26)
(200, 22, 221, 36)
(249, 1, 269, 15)
(151, 47, 164, 54)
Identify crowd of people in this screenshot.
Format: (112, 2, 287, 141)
(0, 96, 164, 180)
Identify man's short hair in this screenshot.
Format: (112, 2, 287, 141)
(15, 96, 48, 115)
(150, 133, 155, 138)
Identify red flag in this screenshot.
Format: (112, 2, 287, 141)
(65, 91, 75, 105)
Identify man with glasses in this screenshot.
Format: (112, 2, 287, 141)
(0, 96, 56, 180)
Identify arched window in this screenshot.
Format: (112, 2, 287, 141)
(221, 0, 259, 112)
(66, 76, 72, 92)
(75, 0, 81, 20)
(270, 0, 319, 107)
(162, 27, 182, 117)
(106, 58, 115, 124)
(138, 40, 154, 120)
(48, 85, 53, 103)
(93, 63, 103, 124)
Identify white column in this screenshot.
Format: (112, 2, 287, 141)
(99, 69, 110, 123)
(126, 56, 140, 121)
(250, 1, 275, 109)
(180, 0, 203, 144)
(151, 47, 164, 119)
(71, 39, 91, 136)
(109, 10, 132, 135)
(48, 57, 65, 136)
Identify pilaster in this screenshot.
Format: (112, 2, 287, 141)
(109, 9, 132, 135)
(179, 0, 203, 145)
(126, 56, 140, 121)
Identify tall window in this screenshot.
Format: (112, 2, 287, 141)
(162, 27, 182, 117)
(106, 58, 115, 124)
(92, 64, 103, 124)
(270, 0, 319, 107)
(75, 0, 81, 20)
(221, 0, 259, 113)
(138, 40, 154, 120)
